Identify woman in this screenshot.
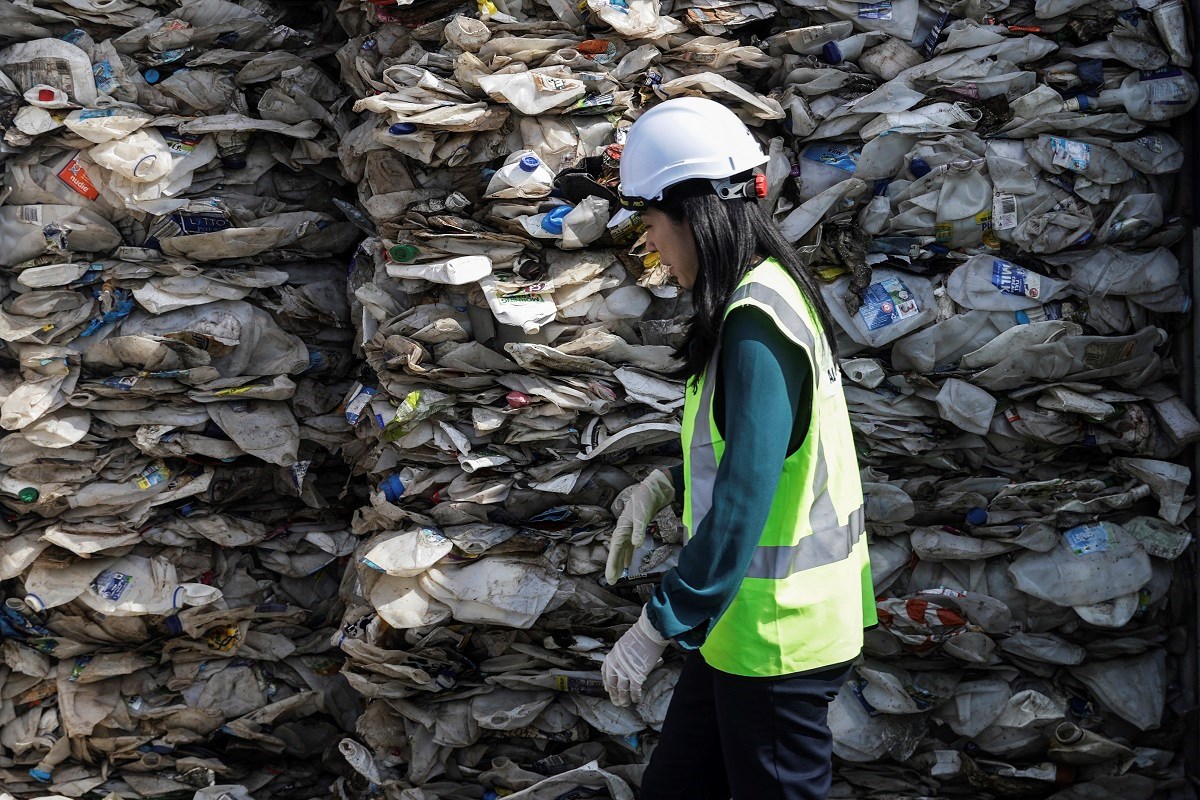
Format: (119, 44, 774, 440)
(600, 97, 876, 800)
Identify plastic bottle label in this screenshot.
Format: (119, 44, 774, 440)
(343, 384, 377, 424)
(77, 108, 119, 120)
(991, 260, 1042, 299)
(1064, 523, 1110, 555)
(553, 675, 606, 694)
(1136, 134, 1165, 153)
(857, 277, 920, 331)
(162, 130, 204, 154)
(93, 61, 117, 94)
(56, 158, 99, 200)
(91, 570, 133, 601)
(102, 376, 138, 391)
(1049, 137, 1091, 172)
(1082, 340, 1136, 369)
(1142, 67, 1189, 105)
(935, 210, 993, 246)
(921, 11, 951, 58)
(532, 73, 572, 92)
(135, 463, 172, 489)
(992, 193, 1018, 230)
(857, 0, 892, 19)
(802, 142, 859, 173)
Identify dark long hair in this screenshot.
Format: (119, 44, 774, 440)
(648, 177, 840, 380)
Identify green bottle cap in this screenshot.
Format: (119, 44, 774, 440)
(18, 487, 39, 503)
(389, 244, 419, 263)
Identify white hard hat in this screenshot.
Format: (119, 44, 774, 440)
(618, 97, 769, 205)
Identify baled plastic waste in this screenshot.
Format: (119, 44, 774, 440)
(0, 0, 1195, 796)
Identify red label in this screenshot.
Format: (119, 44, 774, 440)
(57, 158, 99, 200)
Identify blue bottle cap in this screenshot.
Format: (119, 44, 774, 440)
(539, 206, 571, 235)
(30, 768, 52, 783)
(820, 42, 843, 63)
(910, 158, 931, 178)
(519, 155, 541, 173)
(381, 474, 405, 502)
(389, 122, 417, 135)
(144, 68, 162, 84)
(966, 507, 988, 526)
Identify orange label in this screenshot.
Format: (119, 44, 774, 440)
(577, 39, 610, 55)
(57, 158, 99, 200)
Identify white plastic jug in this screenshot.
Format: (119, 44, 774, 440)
(820, 268, 936, 350)
(946, 255, 1070, 311)
(797, 142, 859, 201)
(1066, 67, 1199, 121)
(1007, 521, 1152, 607)
(485, 150, 557, 199)
(934, 158, 993, 248)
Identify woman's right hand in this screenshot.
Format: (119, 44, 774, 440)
(605, 469, 675, 585)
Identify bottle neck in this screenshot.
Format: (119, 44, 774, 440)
(1063, 89, 1126, 112)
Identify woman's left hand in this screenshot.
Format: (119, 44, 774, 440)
(601, 606, 669, 706)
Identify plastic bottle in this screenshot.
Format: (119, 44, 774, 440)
(764, 21, 854, 56)
(63, 107, 151, 144)
(1111, 132, 1186, 174)
(797, 142, 859, 201)
(859, 38, 925, 80)
(946, 256, 1070, 311)
(478, 273, 557, 335)
(476, 71, 585, 116)
(411, 192, 470, 214)
(88, 129, 174, 182)
(1097, 194, 1164, 244)
(821, 268, 937, 350)
(215, 130, 252, 170)
(484, 150, 557, 199)
(934, 159, 993, 248)
(1007, 522, 1152, 608)
(820, 33, 879, 64)
(1150, 0, 1192, 67)
(814, 0, 919, 40)
(518, 205, 573, 239)
(1027, 135, 1136, 188)
(23, 557, 118, 611)
(76, 555, 222, 617)
(444, 15, 492, 52)
(1065, 68, 1199, 121)
(1047, 722, 1137, 766)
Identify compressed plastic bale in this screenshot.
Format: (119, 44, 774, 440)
(1, 0, 1191, 794)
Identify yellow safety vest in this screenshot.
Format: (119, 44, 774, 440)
(680, 258, 876, 677)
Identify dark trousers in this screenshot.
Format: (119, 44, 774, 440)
(638, 652, 850, 800)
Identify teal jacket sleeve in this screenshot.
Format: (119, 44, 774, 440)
(646, 307, 812, 647)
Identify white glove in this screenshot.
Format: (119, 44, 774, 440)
(602, 606, 669, 707)
(605, 469, 674, 585)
